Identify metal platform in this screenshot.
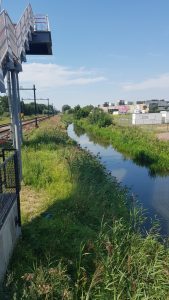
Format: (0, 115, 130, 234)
(26, 31, 52, 55)
(0, 5, 52, 92)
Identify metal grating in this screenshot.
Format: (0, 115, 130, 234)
(0, 149, 19, 229)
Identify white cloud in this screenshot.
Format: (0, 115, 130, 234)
(123, 73, 169, 91)
(19, 63, 106, 88)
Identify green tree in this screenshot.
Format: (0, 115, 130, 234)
(88, 108, 112, 127)
(73, 105, 94, 119)
(62, 104, 71, 113)
(0, 96, 9, 115)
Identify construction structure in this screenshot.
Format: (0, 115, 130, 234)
(0, 3, 52, 280)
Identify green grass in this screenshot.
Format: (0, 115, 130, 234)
(74, 118, 169, 175)
(0, 114, 46, 125)
(0, 116, 9, 124)
(1, 117, 169, 299)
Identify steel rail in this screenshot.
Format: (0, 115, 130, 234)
(0, 116, 49, 136)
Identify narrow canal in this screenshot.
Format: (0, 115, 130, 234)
(68, 124, 169, 236)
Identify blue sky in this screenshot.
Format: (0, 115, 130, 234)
(3, 0, 169, 109)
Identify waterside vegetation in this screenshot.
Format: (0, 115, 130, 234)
(68, 107, 169, 175)
(2, 116, 169, 299)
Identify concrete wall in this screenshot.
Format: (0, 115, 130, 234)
(132, 113, 162, 125)
(0, 200, 21, 282)
(160, 111, 169, 123)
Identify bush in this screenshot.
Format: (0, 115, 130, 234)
(88, 108, 112, 127)
(73, 105, 94, 120)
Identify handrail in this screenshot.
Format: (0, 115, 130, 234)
(34, 15, 50, 31)
(0, 4, 51, 93)
(16, 4, 34, 59)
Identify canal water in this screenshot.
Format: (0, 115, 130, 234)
(68, 124, 169, 236)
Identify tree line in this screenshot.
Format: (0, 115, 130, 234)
(62, 104, 112, 127)
(0, 96, 58, 117)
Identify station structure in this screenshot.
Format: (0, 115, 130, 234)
(0, 3, 52, 160)
(0, 3, 52, 280)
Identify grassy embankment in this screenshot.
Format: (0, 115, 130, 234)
(2, 116, 169, 299)
(74, 118, 169, 175)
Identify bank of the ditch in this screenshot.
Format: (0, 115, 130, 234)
(74, 118, 169, 176)
(1, 116, 169, 299)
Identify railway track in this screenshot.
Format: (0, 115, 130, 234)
(0, 116, 49, 140)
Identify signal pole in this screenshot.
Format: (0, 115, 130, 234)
(33, 84, 38, 127)
(19, 85, 38, 127)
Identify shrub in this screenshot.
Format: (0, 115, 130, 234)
(88, 108, 112, 127)
(73, 105, 94, 120)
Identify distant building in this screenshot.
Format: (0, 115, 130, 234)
(100, 105, 129, 114)
(136, 101, 146, 105)
(103, 102, 109, 107)
(145, 99, 169, 113)
(100, 100, 149, 114)
(118, 100, 125, 105)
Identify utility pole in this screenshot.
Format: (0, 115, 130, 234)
(33, 84, 38, 127)
(48, 98, 49, 117)
(52, 103, 54, 116)
(19, 85, 38, 127)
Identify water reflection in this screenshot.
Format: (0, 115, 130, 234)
(74, 125, 168, 177)
(74, 124, 111, 148)
(68, 124, 169, 235)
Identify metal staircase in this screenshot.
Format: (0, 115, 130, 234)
(0, 3, 52, 182)
(0, 4, 52, 280)
(0, 4, 52, 93)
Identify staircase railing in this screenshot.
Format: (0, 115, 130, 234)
(16, 4, 34, 61)
(0, 4, 34, 92)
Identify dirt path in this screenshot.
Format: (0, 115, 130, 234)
(157, 132, 169, 141)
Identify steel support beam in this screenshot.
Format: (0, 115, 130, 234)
(11, 70, 22, 180)
(16, 72, 23, 143)
(7, 71, 14, 143)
